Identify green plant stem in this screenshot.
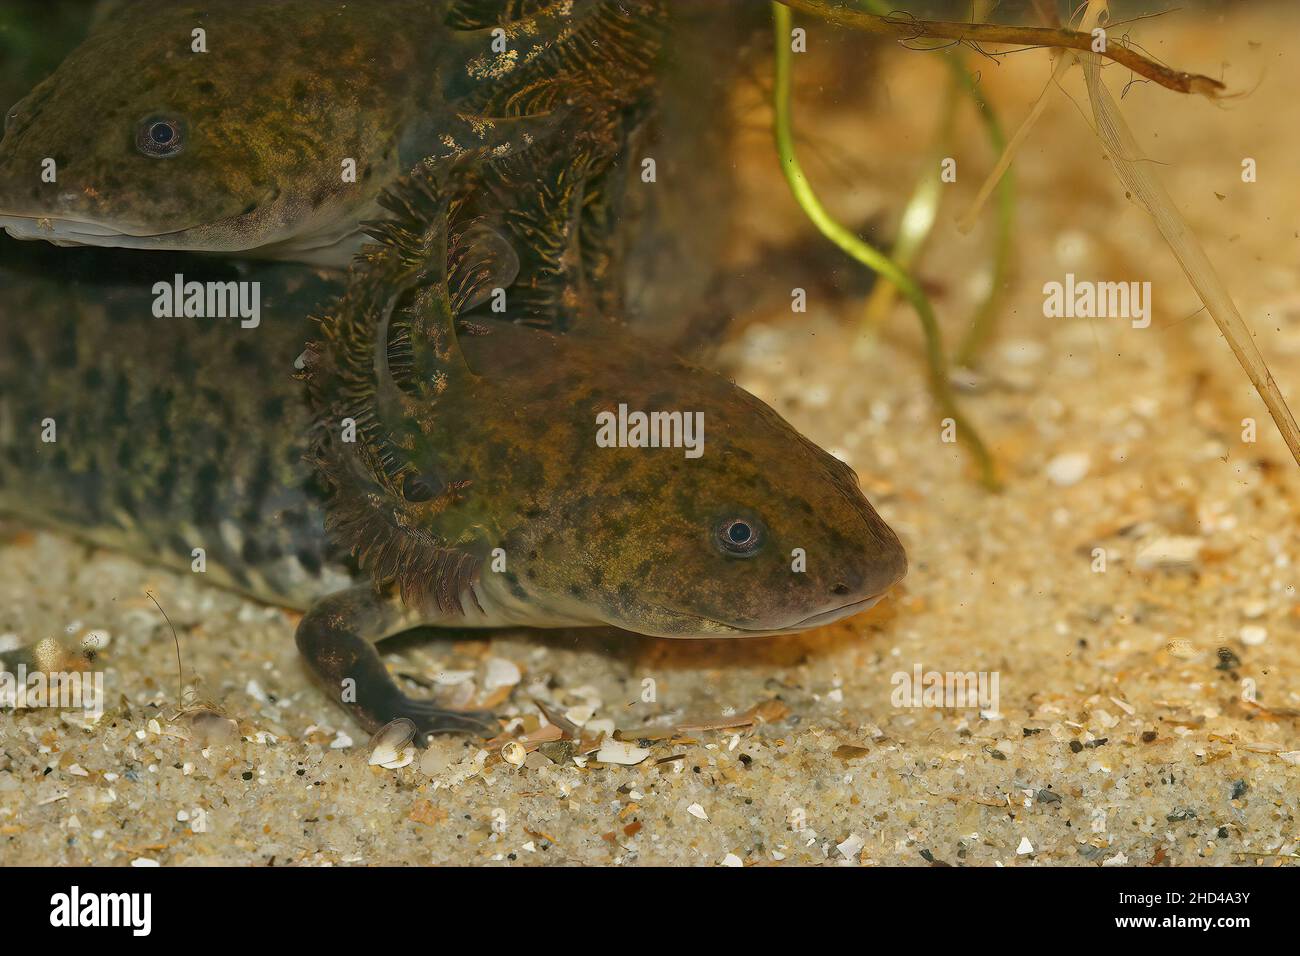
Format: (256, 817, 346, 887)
(862, 73, 955, 330)
(772, 2, 998, 488)
(857, 0, 1019, 361)
(950, 61, 1014, 366)
(857, 0, 1013, 365)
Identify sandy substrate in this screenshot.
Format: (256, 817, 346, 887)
(1, 5, 1298, 866)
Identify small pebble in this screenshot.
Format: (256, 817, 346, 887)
(483, 658, 521, 691)
(1045, 452, 1090, 487)
(1136, 537, 1202, 570)
(1240, 625, 1267, 646)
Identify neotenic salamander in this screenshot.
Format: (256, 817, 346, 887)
(0, 153, 907, 740)
(0, 0, 663, 266)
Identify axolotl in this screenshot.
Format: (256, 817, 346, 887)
(0, 0, 661, 267)
(0, 158, 907, 740)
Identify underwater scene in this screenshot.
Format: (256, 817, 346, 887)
(0, 0, 1295, 899)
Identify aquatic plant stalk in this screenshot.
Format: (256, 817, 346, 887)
(953, 0, 1106, 238)
(861, 73, 954, 331)
(1080, 54, 1300, 468)
(953, 52, 1064, 237)
(952, 62, 1014, 366)
(854, 0, 1014, 363)
(772, 3, 998, 488)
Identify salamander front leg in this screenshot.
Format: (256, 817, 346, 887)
(295, 586, 496, 743)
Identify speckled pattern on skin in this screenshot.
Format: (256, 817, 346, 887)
(0, 247, 347, 606)
(0, 6, 1298, 866)
(0, 0, 665, 264)
(0, 143, 908, 742)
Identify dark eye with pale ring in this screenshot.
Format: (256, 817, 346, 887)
(716, 517, 764, 557)
(136, 117, 185, 158)
(401, 473, 437, 503)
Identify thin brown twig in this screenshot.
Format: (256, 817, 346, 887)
(146, 589, 185, 707)
(777, 0, 1224, 96)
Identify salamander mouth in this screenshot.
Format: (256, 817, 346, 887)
(725, 591, 888, 635)
(0, 213, 196, 244)
(786, 593, 885, 629)
(633, 590, 891, 639)
(1, 214, 122, 238)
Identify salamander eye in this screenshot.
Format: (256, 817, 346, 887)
(716, 516, 764, 557)
(136, 116, 185, 157)
(401, 472, 437, 503)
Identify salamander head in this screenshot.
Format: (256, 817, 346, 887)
(463, 323, 908, 638)
(307, 160, 906, 641)
(0, 0, 431, 265)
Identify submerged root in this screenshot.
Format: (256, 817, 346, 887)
(778, 0, 1224, 97)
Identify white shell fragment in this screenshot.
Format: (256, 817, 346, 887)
(837, 833, 864, 860)
(564, 705, 595, 726)
(483, 658, 522, 691)
(1239, 625, 1267, 646)
(382, 748, 416, 770)
(1016, 837, 1034, 855)
(595, 739, 650, 766)
(686, 803, 709, 821)
(1135, 536, 1202, 570)
(368, 718, 417, 767)
(501, 741, 527, 767)
(1045, 452, 1090, 486)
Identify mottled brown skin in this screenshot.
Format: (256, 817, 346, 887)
(0, 0, 444, 263)
(0, 239, 349, 606)
(0, 0, 660, 266)
(455, 320, 908, 636)
(296, 159, 906, 736)
(0, 153, 905, 740)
